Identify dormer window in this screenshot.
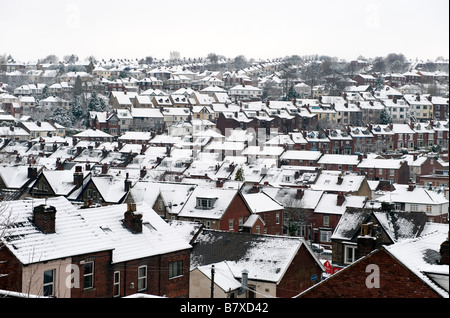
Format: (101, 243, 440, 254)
(196, 197, 217, 209)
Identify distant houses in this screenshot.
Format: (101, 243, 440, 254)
(0, 55, 448, 299)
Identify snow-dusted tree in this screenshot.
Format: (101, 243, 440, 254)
(284, 85, 299, 101)
(279, 193, 314, 237)
(375, 74, 384, 91)
(73, 75, 83, 96)
(234, 167, 245, 181)
(50, 107, 73, 128)
(380, 108, 391, 124)
(71, 95, 83, 124)
(88, 91, 106, 112)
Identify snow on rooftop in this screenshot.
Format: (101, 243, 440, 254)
(242, 192, 283, 213)
(0, 197, 113, 265)
(384, 223, 449, 297)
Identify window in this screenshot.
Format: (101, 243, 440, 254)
(276, 213, 280, 224)
(323, 215, 329, 227)
(344, 245, 357, 264)
(169, 261, 183, 279)
(138, 266, 147, 291)
(426, 205, 432, 212)
(229, 219, 234, 231)
(43, 269, 55, 297)
(320, 230, 331, 243)
(411, 204, 418, 212)
(113, 271, 120, 297)
(255, 225, 260, 234)
(83, 261, 94, 290)
(196, 197, 213, 209)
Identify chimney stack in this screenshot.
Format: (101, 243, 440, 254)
(337, 174, 343, 185)
(296, 188, 304, 200)
(73, 166, 83, 188)
(28, 166, 38, 179)
(124, 173, 132, 192)
(337, 192, 345, 206)
(140, 166, 147, 178)
(124, 203, 142, 233)
(440, 232, 449, 265)
(33, 204, 56, 234)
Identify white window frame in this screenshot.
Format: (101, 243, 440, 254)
(344, 245, 357, 264)
(83, 261, 94, 290)
(138, 265, 147, 291)
(320, 230, 332, 243)
(113, 271, 120, 297)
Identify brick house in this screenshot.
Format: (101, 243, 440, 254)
(189, 229, 326, 298)
(175, 187, 255, 233)
(432, 120, 449, 149)
(297, 223, 448, 298)
(357, 157, 410, 184)
(326, 129, 354, 154)
(330, 209, 428, 267)
(279, 150, 323, 167)
(242, 191, 284, 235)
(310, 193, 367, 248)
(0, 197, 192, 298)
(410, 155, 447, 183)
(29, 165, 90, 199)
(0, 197, 113, 298)
(430, 96, 449, 121)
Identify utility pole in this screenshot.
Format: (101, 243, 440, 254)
(210, 264, 215, 298)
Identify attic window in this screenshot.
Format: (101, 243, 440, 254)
(196, 197, 216, 209)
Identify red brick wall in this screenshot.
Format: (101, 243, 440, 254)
(158, 249, 191, 298)
(299, 248, 441, 298)
(0, 247, 23, 292)
(257, 210, 283, 235)
(71, 250, 114, 298)
(111, 249, 191, 298)
(277, 244, 323, 298)
(219, 193, 252, 232)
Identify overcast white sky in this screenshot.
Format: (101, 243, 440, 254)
(1, 0, 448, 62)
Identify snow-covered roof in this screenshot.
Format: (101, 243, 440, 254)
(317, 154, 360, 165)
(375, 185, 448, 207)
(384, 223, 449, 298)
(280, 150, 323, 161)
(0, 165, 32, 188)
(0, 197, 113, 265)
(311, 171, 366, 192)
(191, 230, 325, 283)
(242, 192, 283, 213)
(78, 202, 192, 263)
(177, 187, 240, 220)
(314, 193, 367, 215)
